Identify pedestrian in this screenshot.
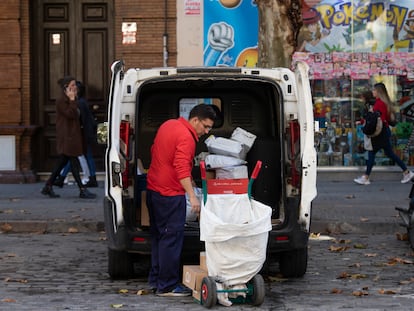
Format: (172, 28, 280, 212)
(146, 103, 216, 296)
(354, 82, 414, 185)
(53, 81, 99, 188)
(41, 76, 96, 199)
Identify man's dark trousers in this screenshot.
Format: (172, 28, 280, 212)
(147, 190, 186, 292)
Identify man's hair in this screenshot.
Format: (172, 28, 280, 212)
(189, 103, 217, 121)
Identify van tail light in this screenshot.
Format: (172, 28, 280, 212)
(120, 120, 132, 189)
(288, 120, 300, 188)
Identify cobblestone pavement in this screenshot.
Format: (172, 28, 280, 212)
(1, 232, 413, 310)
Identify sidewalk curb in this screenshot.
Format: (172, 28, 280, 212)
(0, 221, 105, 234)
(311, 221, 405, 235)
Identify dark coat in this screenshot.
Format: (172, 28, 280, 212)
(78, 97, 97, 146)
(55, 94, 83, 157)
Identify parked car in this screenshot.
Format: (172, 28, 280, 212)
(103, 60, 317, 279)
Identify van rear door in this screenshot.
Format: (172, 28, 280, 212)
(295, 61, 317, 231)
(105, 61, 125, 234)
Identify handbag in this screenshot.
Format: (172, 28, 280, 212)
(363, 134, 373, 151)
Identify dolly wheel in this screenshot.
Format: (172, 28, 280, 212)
(201, 276, 217, 308)
(251, 274, 265, 306)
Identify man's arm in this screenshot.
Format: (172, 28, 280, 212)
(180, 176, 200, 214)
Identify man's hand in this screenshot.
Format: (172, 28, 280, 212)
(188, 194, 201, 214)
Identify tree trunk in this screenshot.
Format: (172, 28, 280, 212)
(256, 0, 302, 68)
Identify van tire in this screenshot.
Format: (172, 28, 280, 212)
(279, 247, 308, 278)
(108, 248, 134, 279)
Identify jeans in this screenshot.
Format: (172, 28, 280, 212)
(365, 127, 407, 176)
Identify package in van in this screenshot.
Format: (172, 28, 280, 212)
(216, 165, 248, 179)
(230, 127, 257, 152)
(205, 135, 246, 159)
(204, 154, 247, 169)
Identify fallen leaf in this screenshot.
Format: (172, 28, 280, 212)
(268, 276, 288, 282)
(111, 304, 123, 309)
(5, 278, 28, 283)
(68, 227, 78, 233)
(1, 298, 16, 303)
(349, 263, 361, 268)
(400, 278, 414, 285)
(360, 217, 369, 222)
(378, 288, 397, 295)
(0, 223, 13, 233)
(331, 288, 342, 294)
(329, 245, 349, 252)
(310, 233, 334, 241)
(364, 253, 377, 257)
(337, 272, 349, 279)
(118, 289, 128, 294)
(354, 243, 367, 249)
(388, 257, 413, 265)
(337, 239, 352, 244)
(352, 290, 369, 296)
(396, 232, 408, 241)
(345, 194, 355, 199)
(137, 289, 152, 295)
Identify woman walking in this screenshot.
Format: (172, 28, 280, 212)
(41, 76, 96, 199)
(354, 82, 414, 185)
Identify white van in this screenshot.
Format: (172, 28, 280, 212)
(104, 60, 317, 279)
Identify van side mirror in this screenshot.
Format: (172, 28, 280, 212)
(97, 122, 108, 144)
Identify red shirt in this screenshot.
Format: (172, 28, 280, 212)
(147, 117, 198, 196)
(373, 98, 389, 127)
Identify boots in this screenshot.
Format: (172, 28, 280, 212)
(79, 188, 96, 199)
(41, 185, 60, 198)
(84, 176, 98, 188)
(53, 175, 65, 188)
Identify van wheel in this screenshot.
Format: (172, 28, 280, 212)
(279, 247, 308, 278)
(108, 248, 134, 279)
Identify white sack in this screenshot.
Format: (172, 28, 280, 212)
(200, 194, 272, 285)
(204, 154, 247, 169)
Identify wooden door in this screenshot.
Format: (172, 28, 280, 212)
(31, 0, 114, 172)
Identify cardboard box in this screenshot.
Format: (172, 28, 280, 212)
(141, 191, 150, 226)
(182, 265, 208, 301)
(200, 252, 207, 272)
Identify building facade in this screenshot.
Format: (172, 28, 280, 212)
(2, 0, 414, 183)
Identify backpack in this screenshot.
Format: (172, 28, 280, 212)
(362, 111, 383, 137)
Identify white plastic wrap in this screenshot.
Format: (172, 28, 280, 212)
(230, 127, 257, 150)
(204, 154, 247, 169)
(200, 193, 272, 286)
(205, 135, 246, 159)
(215, 165, 248, 179)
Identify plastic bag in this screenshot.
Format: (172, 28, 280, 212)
(200, 193, 272, 285)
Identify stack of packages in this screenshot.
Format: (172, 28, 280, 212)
(204, 127, 257, 179)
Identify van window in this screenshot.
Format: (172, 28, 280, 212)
(179, 98, 221, 119)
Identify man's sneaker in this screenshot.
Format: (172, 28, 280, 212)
(401, 171, 414, 184)
(353, 175, 370, 185)
(156, 284, 192, 297)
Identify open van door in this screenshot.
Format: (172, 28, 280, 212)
(295, 61, 317, 231)
(104, 60, 127, 249)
